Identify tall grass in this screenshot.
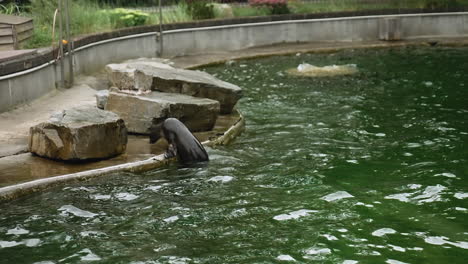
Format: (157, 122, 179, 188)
(147, 2, 193, 24)
(20, 0, 468, 49)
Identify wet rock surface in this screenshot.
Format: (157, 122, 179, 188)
(134, 67, 242, 114)
(29, 106, 127, 161)
(105, 91, 220, 135)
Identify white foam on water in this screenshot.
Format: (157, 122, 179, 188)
(24, 238, 41, 247)
(346, 160, 359, 164)
(408, 247, 423, 251)
(343, 260, 358, 264)
(385, 193, 413, 202)
(408, 184, 422, 189)
(32, 261, 55, 264)
(79, 249, 101, 261)
(385, 185, 446, 204)
(388, 244, 406, 252)
(166, 256, 191, 264)
(454, 192, 468, 199)
(310, 153, 328, 158)
(406, 143, 422, 148)
(276, 255, 296, 261)
(6, 226, 30, 235)
(0, 240, 22, 248)
(337, 228, 348, 233)
(321, 191, 354, 202)
(145, 185, 163, 192)
(273, 209, 318, 221)
(90, 194, 111, 200)
(372, 228, 397, 237)
(386, 259, 409, 264)
(403, 152, 413, 157)
(434, 172, 456, 178)
(65, 186, 95, 192)
(164, 216, 180, 223)
(58, 205, 98, 218)
(80, 231, 106, 237)
(413, 185, 446, 204)
(424, 236, 468, 249)
(375, 133, 386, 137)
(423, 81, 433, 87)
(355, 202, 374, 208)
(149, 180, 167, 183)
(115, 192, 139, 201)
(455, 207, 467, 211)
(208, 176, 234, 183)
(321, 234, 338, 241)
(304, 247, 331, 255)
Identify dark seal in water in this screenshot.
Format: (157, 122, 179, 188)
(149, 118, 209, 164)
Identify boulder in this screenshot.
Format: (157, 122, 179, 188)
(134, 67, 242, 114)
(105, 91, 219, 135)
(105, 60, 173, 91)
(29, 106, 127, 161)
(95, 90, 109, 109)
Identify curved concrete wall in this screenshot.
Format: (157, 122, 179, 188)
(1, 12, 467, 113)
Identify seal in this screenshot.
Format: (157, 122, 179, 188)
(149, 118, 209, 164)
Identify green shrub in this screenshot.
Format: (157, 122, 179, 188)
(185, 0, 215, 20)
(107, 8, 149, 27)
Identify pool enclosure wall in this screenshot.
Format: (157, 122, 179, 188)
(1, 12, 467, 113)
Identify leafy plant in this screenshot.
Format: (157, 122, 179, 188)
(185, 0, 215, 20)
(107, 8, 149, 27)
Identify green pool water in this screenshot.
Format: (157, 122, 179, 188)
(0, 46, 467, 264)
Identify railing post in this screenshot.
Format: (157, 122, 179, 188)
(158, 0, 163, 57)
(64, 0, 73, 87)
(58, 0, 65, 88)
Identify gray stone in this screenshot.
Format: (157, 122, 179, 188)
(105, 91, 219, 135)
(95, 90, 109, 109)
(29, 106, 127, 161)
(105, 60, 173, 91)
(134, 67, 242, 114)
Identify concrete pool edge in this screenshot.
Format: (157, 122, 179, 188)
(0, 111, 245, 202)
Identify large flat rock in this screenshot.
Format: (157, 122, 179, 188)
(134, 67, 242, 114)
(29, 106, 127, 161)
(105, 91, 220, 135)
(106, 60, 174, 91)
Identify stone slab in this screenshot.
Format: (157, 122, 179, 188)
(105, 91, 220, 135)
(134, 67, 242, 114)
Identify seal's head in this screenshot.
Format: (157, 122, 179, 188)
(149, 123, 163, 144)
